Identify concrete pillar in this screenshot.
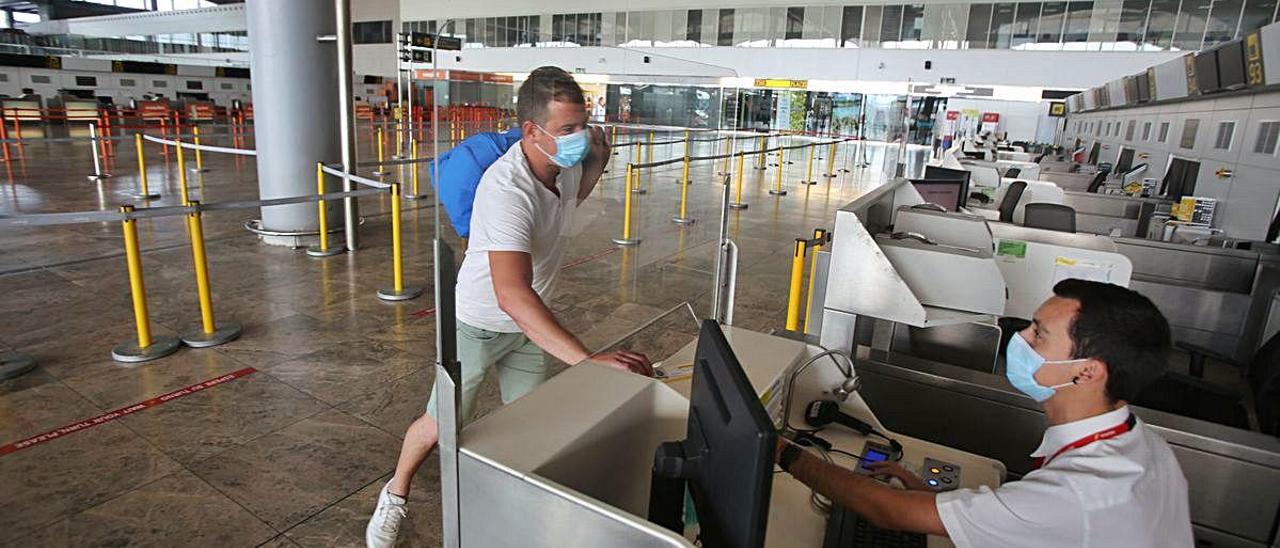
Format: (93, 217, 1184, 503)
(245, 0, 340, 246)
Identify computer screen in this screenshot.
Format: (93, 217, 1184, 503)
(912, 178, 966, 212)
(1217, 41, 1246, 90)
(924, 166, 972, 209)
(649, 320, 775, 548)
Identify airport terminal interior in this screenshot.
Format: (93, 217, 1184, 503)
(2, 1, 1280, 547)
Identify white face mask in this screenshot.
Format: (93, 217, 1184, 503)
(1006, 333, 1088, 402)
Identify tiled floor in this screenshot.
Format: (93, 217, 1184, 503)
(0, 125, 915, 546)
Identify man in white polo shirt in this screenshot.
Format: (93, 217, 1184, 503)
(775, 279, 1194, 547)
(366, 66, 652, 548)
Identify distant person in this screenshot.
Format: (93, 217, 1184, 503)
(18, 88, 35, 100)
(365, 66, 653, 548)
(775, 280, 1193, 548)
(592, 96, 606, 122)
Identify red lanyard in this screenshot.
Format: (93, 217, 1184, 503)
(1032, 413, 1136, 470)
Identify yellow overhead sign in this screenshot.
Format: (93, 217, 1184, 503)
(754, 78, 808, 89)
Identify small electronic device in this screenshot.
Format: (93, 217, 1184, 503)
(921, 457, 962, 491)
(856, 441, 896, 478)
(823, 504, 927, 548)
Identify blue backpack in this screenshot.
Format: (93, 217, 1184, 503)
(429, 128, 522, 238)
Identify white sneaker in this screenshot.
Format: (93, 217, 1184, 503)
(366, 483, 408, 548)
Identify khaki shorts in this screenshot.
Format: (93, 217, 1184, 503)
(425, 320, 548, 424)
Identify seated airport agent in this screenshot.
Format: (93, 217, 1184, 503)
(777, 279, 1194, 547)
(365, 66, 653, 548)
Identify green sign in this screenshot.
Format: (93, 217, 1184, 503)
(996, 239, 1027, 259)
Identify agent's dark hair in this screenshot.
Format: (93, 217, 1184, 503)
(1053, 279, 1171, 402)
(516, 66, 584, 125)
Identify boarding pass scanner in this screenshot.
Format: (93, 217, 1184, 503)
(453, 326, 1005, 548)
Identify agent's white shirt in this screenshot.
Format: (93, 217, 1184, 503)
(936, 406, 1194, 548)
(456, 143, 580, 333)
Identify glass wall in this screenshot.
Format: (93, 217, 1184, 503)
(404, 0, 1280, 52)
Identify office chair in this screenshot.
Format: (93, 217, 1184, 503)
(1022, 203, 1076, 233)
(1034, 152, 1048, 164)
(1135, 331, 1280, 435)
(997, 181, 1027, 223)
(1085, 168, 1111, 193)
(1004, 167, 1022, 178)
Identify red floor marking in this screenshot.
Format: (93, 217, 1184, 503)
(408, 246, 620, 317)
(0, 367, 257, 458)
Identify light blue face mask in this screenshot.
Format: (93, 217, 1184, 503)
(1006, 332, 1086, 402)
(534, 124, 590, 168)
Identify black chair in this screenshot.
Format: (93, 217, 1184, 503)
(1022, 203, 1077, 233)
(1135, 332, 1280, 435)
(1005, 167, 1022, 178)
(1034, 152, 1048, 164)
(997, 181, 1027, 223)
(1086, 169, 1111, 193)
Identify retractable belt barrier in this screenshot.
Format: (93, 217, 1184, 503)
(142, 133, 257, 156)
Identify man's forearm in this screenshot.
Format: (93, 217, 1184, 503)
(787, 449, 946, 536)
(498, 286, 590, 364)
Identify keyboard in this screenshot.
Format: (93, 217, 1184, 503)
(823, 503, 927, 548)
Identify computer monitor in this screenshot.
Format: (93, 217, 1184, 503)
(1122, 163, 1148, 186)
(1217, 41, 1246, 90)
(1195, 51, 1220, 94)
(649, 320, 775, 548)
(924, 166, 972, 203)
(909, 179, 965, 212)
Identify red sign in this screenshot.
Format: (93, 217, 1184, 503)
(946, 111, 959, 120)
(981, 112, 1000, 123)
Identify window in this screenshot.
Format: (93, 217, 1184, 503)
(901, 5, 925, 41)
(0, 74, 8, 82)
(30, 74, 50, 84)
(1214, 121, 1236, 149)
(153, 80, 168, 88)
(1063, 1, 1093, 42)
(1158, 121, 1170, 142)
(120, 78, 136, 87)
(353, 20, 392, 44)
(1117, 0, 1150, 43)
(880, 5, 904, 42)
(686, 10, 702, 42)
(75, 76, 97, 87)
(990, 2, 1016, 48)
(786, 7, 805, 40)
(1011, 2, 1040, 47)
(1241, 0, 1278, 37)
(1105, 121, 1112, 135)
(717, 9, 734, 46)
(1204, 0, 1244, 45)
(1096, 121, 1103, 136)
(1039, 1, 1067, 42)
(1142, 121, 1152, 140)
(966, 4, 994, 48)
(1180, 119, 1200, 149)
(841, 6, 864, 46)
(185, 80, 203, 90)
(1254, 121, 1280, 154)
(1125, 120, 1136, 140)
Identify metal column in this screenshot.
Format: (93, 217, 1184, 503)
(244, 0, 340, 247)
(335, 0, 359, 251)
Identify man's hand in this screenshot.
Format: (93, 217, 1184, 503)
(578, 125, 611, 203)
(588, 124, 610, 159)
(591, 349, 653, 376)
(867, 461, 931, 491)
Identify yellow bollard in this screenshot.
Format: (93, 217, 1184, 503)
(824, 142, 837, 178)
(410, 138, 421, 198)
(180, 201, 241, 347)
(308, 162, 343, 257)
(396, 121, 403, 158)
(374, 127, 390, 176)
(646, 131, 654, 172)
(673, 155, 693, 224)
(802, 229, 826, 333)
(769, 147, 787, 196)
(111, 205, 179, 362)
(612, 164, 641, 246)
(803, 144, 817, 185)
(756, 135, 767, 170)
(785, 238, 807, 331)
(730, 153, 748, 210)
(133, 133, 158, 199)
(377, 183, 424, 301)
(191, 126, 207, 172)
(176, 141, 191, 205)
(611, 125, 618, 156)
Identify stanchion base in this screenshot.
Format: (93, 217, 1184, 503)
(671, 216, 696, 225)
(134, 192, 161, 200)
(188, 167, 210, 173)
(306, 245, 345, 257)
(768, 189, 788, 196)
(611, 238, 642, 247)
(823, 173, 837, 178)
(391, 155, 404, 160)
(87, 173, 112, 181)
(631, 188, 647, 194)
(112, 336, 181, 363)
(404, 193, 430, 201)
(181, 322, 243, 348)
(378, 286, 425, 301)
(729, 202, 750, 210)
(802, 180, 819, 185)
(372, 170, 392, 177)
(0, 353, 36, 380)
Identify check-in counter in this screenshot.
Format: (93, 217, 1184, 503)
(1061, 190, 1169, 238)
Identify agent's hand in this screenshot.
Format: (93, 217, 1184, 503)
(588, 125, 610, 160)
(592, 349, 653, 376)
(867, 461, 930, 491)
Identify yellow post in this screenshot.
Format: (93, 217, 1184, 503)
(376, 127, 387, 174)
(611, 164, 640, 246)
(769, 146, 787, 196)
(187, 202, 216, 334)
(411, 138, 420, 196)
(133, 133, 156, 199)
(122, 205, 152, 348)
(803, 229, 826, 332)
(192, 126, 204, 171)
(805, 144, 816, 184)
(396, 121, 403, 156)
(391, 183, 403, 292)
(176, 140, 190, 205)
(646, 131, 654, 170)
(673, 155, 692, 224)
(785, 238, 807, 331)
(316, 163, 329, 251)
(825, 142, 837, 178)
(757, 135, 766, 169)
(729, 152, 747, 209)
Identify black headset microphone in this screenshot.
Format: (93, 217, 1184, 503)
(804, 400, 903, 456)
